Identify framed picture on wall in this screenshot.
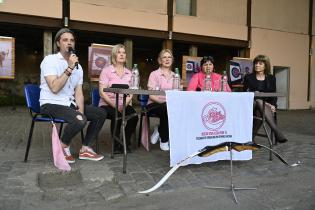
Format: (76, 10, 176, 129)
(181, 55, 202, 86)
(88, 43, 113, 81)
(0, 36, 15, 80)
(229, 57, 253, 84)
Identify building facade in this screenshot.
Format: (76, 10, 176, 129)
(0, 0, 314, 109)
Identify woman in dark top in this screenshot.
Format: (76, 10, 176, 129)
(243, 55, 287, 143)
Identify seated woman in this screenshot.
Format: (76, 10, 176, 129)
(98, 44, 139, 153)
(147, 49, 175, 151)
(243, 54, 287, 143)
(187, 56, 231, 92)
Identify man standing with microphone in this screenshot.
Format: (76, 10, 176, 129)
(39, 28, 107, 163)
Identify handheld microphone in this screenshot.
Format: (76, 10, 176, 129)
(68, 47, 79, 69)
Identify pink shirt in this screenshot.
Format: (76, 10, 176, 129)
(147, 68, 175, 104)
(187, 72, 231, 92)
(99, 65, 132, 106)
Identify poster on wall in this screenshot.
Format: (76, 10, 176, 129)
(229, 61, 241, 82)
(229, 57, 253, 84)
(182, 55, 202, 86)
(88, 43, 113, 81)
(0, 36, 15, 79)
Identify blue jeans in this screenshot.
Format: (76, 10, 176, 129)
(41, 104, 107, 146)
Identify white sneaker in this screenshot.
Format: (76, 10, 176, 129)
(150, 126, 160, 144)
(160, 141, 169, 151)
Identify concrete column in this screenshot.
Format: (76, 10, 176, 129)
(189, 45, 198, 56)
(311, 37, 315, 109)
(124, 39, 133, 69)
(162, 40, 173, 51)
(238, 48, 250, 58)
(43, 31, 53, 57)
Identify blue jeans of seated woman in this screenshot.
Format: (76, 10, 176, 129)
(41, 104, 107, 146)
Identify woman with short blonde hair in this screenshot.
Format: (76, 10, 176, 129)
(147, 49, 175, 151)
(99, 44, 138, 153)
(111, 44, 127, 66)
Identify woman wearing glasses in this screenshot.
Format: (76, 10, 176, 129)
(147, 49, 175, 151)
(187, 56, 231, 92)
(243, 54, 287, 143)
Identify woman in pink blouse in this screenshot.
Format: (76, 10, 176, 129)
(187, 56, 231, 92)
(99, 44, 138, 153)
(147, 49, 175, 151)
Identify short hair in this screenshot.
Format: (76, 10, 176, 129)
(111, 44, 126, 66)
(53, 28, 76, 53)
(253, 54, 271, 74)
(200, 56, 215, 66)
(157, 49, 174, 66)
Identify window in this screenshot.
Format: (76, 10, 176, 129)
(176, 0, 196, 16)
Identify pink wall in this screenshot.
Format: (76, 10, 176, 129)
(251, 28, 309, 109)
(70, 1, 168, 31)
(173, 15, 247, 40)
(0, 0, 61, 18)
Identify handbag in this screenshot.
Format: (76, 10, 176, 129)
(51, 122, 71, 171)
(141, 115, 150, 151)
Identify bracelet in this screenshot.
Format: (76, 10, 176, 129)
(64, 69, 72, 77)
(68, 66, 74, 70)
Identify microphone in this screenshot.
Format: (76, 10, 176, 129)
(68, 47, 78, 69)
(196, 87, 201, 91)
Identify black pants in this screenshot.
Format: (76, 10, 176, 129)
(41, 104, 107, 146)
(253, 99, 287, 142)
(147, 102, 169, 143)
(100, 105, 138, 146)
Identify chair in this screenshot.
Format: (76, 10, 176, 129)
(23, 84, 84, 162)
(91, 88, 101, 152)
(91, 88, 100, 107)
(137, 94, 159, 147)
(254, 103, 278, 160)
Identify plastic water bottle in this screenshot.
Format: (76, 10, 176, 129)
(172, 68, 181, 90)
(220, 70, 228, 92)
(203, 70, 212, 91)
(130, 64, 140, 89)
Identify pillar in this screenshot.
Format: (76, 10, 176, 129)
(124, 38, 133, 69)
(43, 31, 53, 57)
(189, 45, 198, 56)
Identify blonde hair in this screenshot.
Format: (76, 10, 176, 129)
(157, 49, 174, 67)
(111, 44, 127, 66)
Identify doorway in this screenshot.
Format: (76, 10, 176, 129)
(273, 66, 290, 110)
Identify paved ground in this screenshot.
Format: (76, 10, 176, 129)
(0, 106, 315, 210)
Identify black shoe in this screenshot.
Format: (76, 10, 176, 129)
(114, 144, 123, 154)
(276, 137, 288, 143)
(114, 144, 132, 154)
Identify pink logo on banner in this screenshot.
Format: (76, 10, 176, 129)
(201, 101, 226, 131)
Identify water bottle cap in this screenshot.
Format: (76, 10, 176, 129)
(133, 64, 138, 67)
(175, 68, 179, 74)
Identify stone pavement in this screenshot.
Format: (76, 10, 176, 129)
(0, 107, 315, 210)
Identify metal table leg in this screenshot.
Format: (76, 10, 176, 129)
(205, 142, 256, 204)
